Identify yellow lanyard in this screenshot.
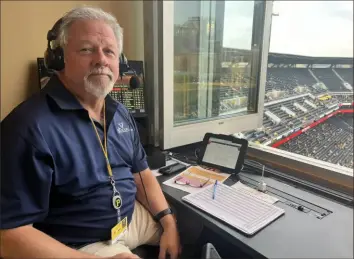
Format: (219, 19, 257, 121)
(89, 103, 123, 219)
(89, 102, 113, 177)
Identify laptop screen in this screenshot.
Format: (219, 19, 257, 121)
(202, 137, 241, 169)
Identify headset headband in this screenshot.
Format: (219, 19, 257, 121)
(47, 18, 63, 42)
(44, 17, 126, 71)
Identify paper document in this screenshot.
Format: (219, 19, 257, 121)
(163, 166, 230, 194)
(232, 181, 279, 204)
(182, 183, 285, 235)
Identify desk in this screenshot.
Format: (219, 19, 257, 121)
(157, 170, 353, 258)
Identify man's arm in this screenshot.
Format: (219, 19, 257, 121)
(0, 132, 95, 259)
(0, 225, 99, 259)
(133, 169, 176, 229)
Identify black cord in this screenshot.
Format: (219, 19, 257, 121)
(122, 108, 154, 214)
(139, 172, 153, 213)
(168, 152, 198, 166)
(194, 148, 200, 160)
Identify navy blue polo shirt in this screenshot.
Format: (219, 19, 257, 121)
(0, 75, 148, 246)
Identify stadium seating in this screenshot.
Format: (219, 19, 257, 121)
(335, 94, 354, 103)
(265, 68, 317, 100)
(231, 63, 353, 169)
(219, 66, 353, 115)
(278, 114, 353, 169)
(240, 92, 353, 167)
(336, 68, 353, 86)
(266, 68, 317, 90)
(312, 68, 348, 92)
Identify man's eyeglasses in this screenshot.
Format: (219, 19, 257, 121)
(174, 174, 210, 188)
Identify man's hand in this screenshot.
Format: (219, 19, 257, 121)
(134, 169, 181, 259)
(158, 223, 181, 259)
(108, 252, 140, 259)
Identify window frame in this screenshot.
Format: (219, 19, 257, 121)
(157, 0, 273, 149)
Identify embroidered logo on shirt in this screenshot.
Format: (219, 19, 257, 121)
(117, 122, 133, 134)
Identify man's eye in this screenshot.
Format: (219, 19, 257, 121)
(81, 48, 92, 53)
(105, 49, 115, 55)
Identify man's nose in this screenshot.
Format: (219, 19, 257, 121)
(92, 49, 108, 67)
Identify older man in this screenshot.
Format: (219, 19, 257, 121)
(1, 6, 180, 259)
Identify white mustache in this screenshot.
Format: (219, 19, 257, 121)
(87, 68, 113, 80)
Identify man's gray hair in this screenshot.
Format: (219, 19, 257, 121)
(53, 6, 123, 55)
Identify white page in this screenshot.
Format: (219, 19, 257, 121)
(182, 183, 285, 235)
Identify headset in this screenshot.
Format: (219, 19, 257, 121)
(44, 18, 128, 71)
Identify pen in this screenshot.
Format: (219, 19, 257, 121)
(212, 180, 218, 200)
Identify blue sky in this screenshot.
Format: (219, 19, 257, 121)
(223, 1, 353, 57)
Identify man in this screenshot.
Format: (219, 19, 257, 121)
(0, 6, 180, 259)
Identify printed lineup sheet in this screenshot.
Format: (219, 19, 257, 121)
(182, 183, 285, 235)
(163, 166, 231, 194)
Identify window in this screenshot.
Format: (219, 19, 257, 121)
(158, 1, 272, 149)
(173, 1, 258, 124)
(238, 1, 353, 186)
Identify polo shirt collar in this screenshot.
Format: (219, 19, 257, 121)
(43, 74, 119, 115)
(44, 74, 84, 110)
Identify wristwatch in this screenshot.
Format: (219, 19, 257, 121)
(153, 207, 173, 222)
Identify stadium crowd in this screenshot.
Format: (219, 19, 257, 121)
(278, 114, 353, 169)
(236, 64, 353, 169)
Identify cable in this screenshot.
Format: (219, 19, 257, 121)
(168, 152, 198, 166)
(194, 148, 200, 160)
(119, 108, 153, 213)
(139, 172, 152, 213)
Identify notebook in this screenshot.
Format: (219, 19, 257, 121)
(182, 182, 285, 235)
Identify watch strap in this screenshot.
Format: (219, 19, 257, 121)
(153, 208, 173, 222)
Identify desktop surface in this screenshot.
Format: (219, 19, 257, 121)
(157, 168, 353, 258)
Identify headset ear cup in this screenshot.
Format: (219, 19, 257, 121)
(44, 48, 56, 70)
(53, 47, 65, 71)
(45, 47, 64, 71)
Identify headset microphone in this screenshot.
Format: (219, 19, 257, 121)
(119, 53, 141, 90)
(129, 76, 140, 89)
